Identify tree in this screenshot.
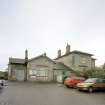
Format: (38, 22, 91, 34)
(102, 63, 105, 69)
(74, 68, 105, 79)
(3, 71, 8, 80)
(0, 71, 8, 80)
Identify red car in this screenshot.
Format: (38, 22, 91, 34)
(64, 77, 85, 88)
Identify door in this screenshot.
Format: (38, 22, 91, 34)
(57, 71, 63, 83)
(29, 68, 48, 81)
(57, 75, 63, 83)
(16, 70, 25, 81)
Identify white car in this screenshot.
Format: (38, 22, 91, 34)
(0, 80, 8, 87)
(0, 80, 4, 88)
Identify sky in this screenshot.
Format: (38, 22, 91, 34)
(0, 0, 105, 70)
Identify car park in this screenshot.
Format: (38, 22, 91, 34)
(76, 78, 105, 92)
(64, 77, 85, 88)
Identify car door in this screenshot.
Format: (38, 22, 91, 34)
(102, 79, 105, 90)
(94, 79, 103, 90)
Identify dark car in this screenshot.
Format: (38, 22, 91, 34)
(77, 78, 105, 92)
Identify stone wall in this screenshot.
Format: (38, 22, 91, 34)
(8, 64, 25, 80)
(55, 53, 95, 71)
(27, 56, 54, 81)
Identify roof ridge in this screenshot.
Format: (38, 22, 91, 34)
(28, 54, 55, 63)
(55, 50, 93, 60)
(9, 57, 25, 60)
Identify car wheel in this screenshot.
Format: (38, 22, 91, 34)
(66, 85, 69, 88)
(74, 85, 77, 89)
(77, 88, 80, 91)
(88, 87, 93, 93)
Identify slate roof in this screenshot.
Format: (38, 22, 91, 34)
(9, 54, 55, 64)
(72, 50, 93, 56)
(55, 50, 93, 60)
(53, 62, 73, 71)
(9, 58, 25, 64)
(91, 58, 96, 60)
(9, 55, 74, 73)
(28, 54, 55, 63)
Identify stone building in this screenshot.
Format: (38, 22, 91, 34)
(8, 51, 72, 82)
(55, 44, 95, 71)
(8, 44, 95, 82)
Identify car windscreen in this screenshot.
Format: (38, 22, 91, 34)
(65, 78, 72, 80)
(84, 78, 97, 83)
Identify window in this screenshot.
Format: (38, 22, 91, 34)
(96, 79, 103, 83)
(29, 70, 37, 75)
(37, 70, 48, 76)
(29, 69, 48, 77)
(81, 57, 86, 64)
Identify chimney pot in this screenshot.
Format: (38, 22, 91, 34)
(66, 43, 70, 54)
(25, 49, 28, 61)
(58, 50, 61, 58)
(43, 52, 46, 56)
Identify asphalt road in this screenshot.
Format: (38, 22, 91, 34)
(0, 82, 105, 105)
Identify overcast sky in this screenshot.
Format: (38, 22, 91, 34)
(0, 0, 105, 70)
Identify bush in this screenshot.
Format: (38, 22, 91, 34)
(74, 68, 105, 79)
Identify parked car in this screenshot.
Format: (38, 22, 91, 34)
(64, 77, 85, 88)
(0, 79, 8, 87)
(2, 80, 8, 86)
(0, 80, 4, 86)
(0, 80, 4, 89)
(76, 78, 105, 92)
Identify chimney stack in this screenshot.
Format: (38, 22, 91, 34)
(25, 49, 28, 62)
(58, 49, 61, 58)
(66, 43, 70, 54)
(43, 52, 46, 56)
(25, 50, 28, 81)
